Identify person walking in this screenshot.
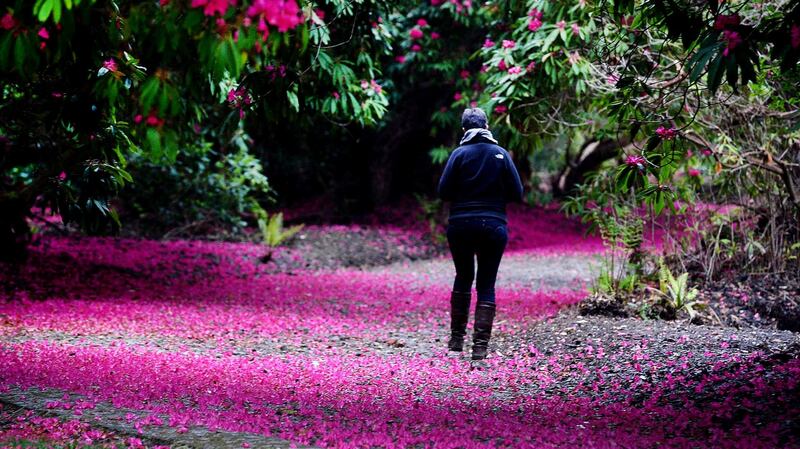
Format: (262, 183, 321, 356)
(437, 108, 524, 360)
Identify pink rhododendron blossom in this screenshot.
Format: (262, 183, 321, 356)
(191, 0, 233, 17)
(529, 8, 543, 18)
(572, 23, 580, 35)
(502, 39, 516, 49)
(1, 13, 17, 30)
(38, 27, 50, 39)
(527, 61, 536, 71)
(625, 154, 646, 168)
(497, 59, 507, 71)
(722, 30, 742, 56)
(495, 105, 507, 113)
(702, 148, 713, 156)
(557, 20, 566, 30)
(688, 168, 701, 177)
(227, 87, 252, 119)
(417, 18, 428, 27)
(247, 0, 304, 32)
(332, 91, 340, 99)
(133, 114, 143, 124)
(395, 55, 407, 63)
(714, 14, 740, 30)
(508, 66, 522, 75)
(431, 0, 444, 5)
(102, 59, 118, 72)
(430, 31, 440, 39)
(411, 44, 422, 52)
(655, 126, 678, 140)
(792, 24, 800, 48)
(459, 69, 470, 79)
(409, 28, 424, 39)
(483, 38, 495, 48)
(145, 112, 165, 127)
(454, 92, 462, 101)
(528, 18, 543, 31)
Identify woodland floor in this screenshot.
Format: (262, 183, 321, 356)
(1, 206, 799, 449)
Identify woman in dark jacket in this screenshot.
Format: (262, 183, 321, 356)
(437, 108, 524, 360)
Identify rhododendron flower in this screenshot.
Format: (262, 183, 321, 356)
(395, 55, 407, 63)
(459, 69, 470, 79)
(160, 0, 170, 6)
(454, 92, 462, 101)
(702, 148, 713, 156)
(528, 18, 543, 32)
(247, 0, 304, 32)
(191, 0, 233, 17)
(655, 126, 678, 140)
(431, 0, 444, 5)
(529, 8, 543, 18)
(360, 80, 370, 90)
(687, 168, 701, 177)
(417, 18, 428, 27)
(470, 101, 478, 108)
(722, 30, 742, 56)
(227, 87, 252, 119)
(145, 112, 165, 127)
(568, 51, 581, 65)
(409, 28, 424, 39)
(497, 59, 507, 71)
(572, 23, 580, 35)
(792, 24, 800, 48)
(625, 154, 646, 168)
(332, 91, 340, 99)
(411, 44, 422, 52)
(103, 59, 118, 72)
(38, 27, 50, 39)
(502, 39, 516, 49)
(714, 14, 740, 30)
(315, 9, 325, 20)
(370, 80, 382, 93)
(430, 31, 440, 39)
(495, 105, 507, 113)
(133, 114, 143, 124)
(527, 61, 536, 71)
(1, 13, 16, 30)
(58, 171, 67, 181)
(483, 38, 495, 48)
(557, 20, 566, 30)
(508, 66, 522, 75)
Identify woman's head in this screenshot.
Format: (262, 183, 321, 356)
(461, 108, 488, 131)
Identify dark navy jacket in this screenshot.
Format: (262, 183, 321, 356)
(437, 135, 524, 223)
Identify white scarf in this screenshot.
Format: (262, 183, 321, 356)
(459, 128, 498, 145)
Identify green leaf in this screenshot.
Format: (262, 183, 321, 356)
(706, 52, 725, 94)
(286, 90, 299, 112)
(13, 36, 27, 76)
(145, 128, 162, 160)
(53, 0, 62, 23)
(726, 53, 738, 92)
(37, 0, 54, 22)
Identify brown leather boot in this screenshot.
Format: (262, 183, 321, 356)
(471, 301, 496, 360)
(447, 291, 471, 351)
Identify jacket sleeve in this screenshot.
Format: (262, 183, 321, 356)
(437, 149, 460, 201)
(505, 152, 524, 202)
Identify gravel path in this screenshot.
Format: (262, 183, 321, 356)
(366, 251, 601, 291)
(2, 231, 799, 449)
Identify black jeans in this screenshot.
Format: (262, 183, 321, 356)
(446, 217, 508, 303)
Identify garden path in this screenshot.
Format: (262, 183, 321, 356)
(1, 221, 799, 449)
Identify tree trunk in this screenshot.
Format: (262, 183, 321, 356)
(553, 138, 629, 197)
